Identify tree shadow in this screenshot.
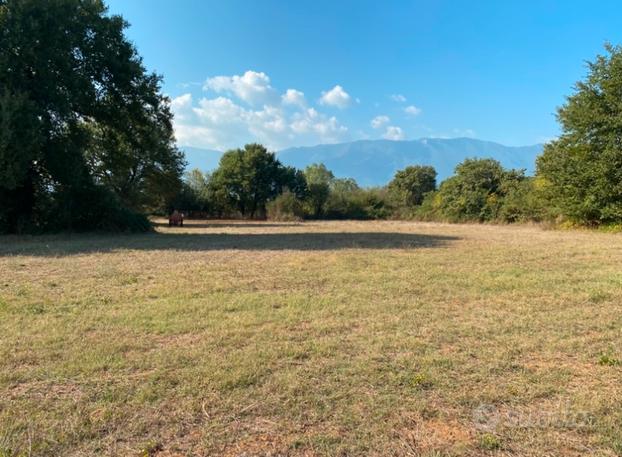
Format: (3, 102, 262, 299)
(0, 231, 458, 257)
(152, 221, 302, 229)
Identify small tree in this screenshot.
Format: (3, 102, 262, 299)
(388, 165, 437, 208)
(303, 163, 334, 218)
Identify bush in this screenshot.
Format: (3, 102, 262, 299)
(266, 191, 304, 221)
(497, 177, 549, 223)
(416, 158, 533, 223)
(50, 185, 152, 233)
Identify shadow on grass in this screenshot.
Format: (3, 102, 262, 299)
(0, 231, 458, 256)
(152, 221, 301, 229)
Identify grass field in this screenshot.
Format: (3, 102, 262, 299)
(1, 220, 622, 456)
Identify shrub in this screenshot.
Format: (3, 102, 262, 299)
(49, 185, 152, 233)
(266, 191, 304, 221)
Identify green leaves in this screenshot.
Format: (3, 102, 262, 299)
(0, 0, 183, 232)
(210, 144, 298, 218)
(537, 45, 622, 225)
(388, 165, 436, 208)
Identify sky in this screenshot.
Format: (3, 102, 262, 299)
(106, 0, 622, 151)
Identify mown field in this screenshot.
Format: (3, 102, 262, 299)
(1, 220, 621, 457)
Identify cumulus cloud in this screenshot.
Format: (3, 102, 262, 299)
(391, 94, 407, 102)
(319, 85, 352, 109)
(281, 89, 306, 107)
(404, 105, 422, 116)
(371, 115, 390, 129)
(170, 92, 348, 151)
(203, 70, 276, 105)
(383, 126, 405, 141)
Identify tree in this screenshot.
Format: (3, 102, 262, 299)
(169, 169, 212, 215)
(0, 0, 183, 232)
(325, 178, 364, 219)
(84, 105, 185, 212)
(280, 166, 308, 201)
(388, 165, 437, 207)
(537, 44, 622, 225)
(303, 163, 334, 218)
(0, 90, 42, 232)
(210, 143, 292, 218)
(429, 158, 525, 222)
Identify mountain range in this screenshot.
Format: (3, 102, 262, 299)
(182, 138, 544, 187)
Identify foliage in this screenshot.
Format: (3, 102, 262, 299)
(324, 178, 365, 219)
(303, 163, 334, 218)
(497, 176, 549, 223)
(418, 158, 528, 222)
(266, 191, 304, 221)
(388, 165, 437, 208)
(0, 0, 183, 232)
(324, 179, 391, 219)
(537, 44, 622, 225)
(209, 144, 301, 218)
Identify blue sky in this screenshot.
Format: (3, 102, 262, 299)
(107, 0, 622, 151)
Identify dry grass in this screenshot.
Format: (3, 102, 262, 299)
(1, 219, 621, 456)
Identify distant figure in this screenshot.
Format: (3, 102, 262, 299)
(169, 210, 184, 227)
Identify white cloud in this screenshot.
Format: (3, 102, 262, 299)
(404, 105, 422, 116)
(170, 93, 193, 121)
(290, 108, 348, 141)
(319, 85, 352, 109)
(391, 94, 407, 102)
(452, 128, 476, 138)
(171, 92, 348, 151)
(371, 115, 390, 129)
(383, 126, 405, 141)
(203, 70, 276, 105)
(281, 89, 306, 107)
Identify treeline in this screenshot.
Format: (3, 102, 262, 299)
(175, 44, 622, 228)
(172, 144, 393, 221)
(2, 0, 622, 233)
(173, 148, 547, 223)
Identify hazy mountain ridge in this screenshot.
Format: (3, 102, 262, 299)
(183, 138, 543, 186)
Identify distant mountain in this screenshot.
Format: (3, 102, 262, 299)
(182, 138, 543, 186)
(278, 138, 543, 186)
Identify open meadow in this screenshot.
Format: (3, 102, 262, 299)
(1, 220, 622, 457)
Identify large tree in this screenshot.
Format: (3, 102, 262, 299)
(537, 44, 622, 225)
(210, 144, 298, 218)
(0, 0, 183, 232)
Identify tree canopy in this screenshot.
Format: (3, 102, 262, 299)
(209, 144, 304, 218)
(537, 44, 622, 225)
(388, 165, 437, 208)
(0, 0, 183, 232)
(303, 163, 334, 218)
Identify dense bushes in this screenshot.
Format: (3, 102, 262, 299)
(415, 159, 543, 223)
(266, 191, 305, 221)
